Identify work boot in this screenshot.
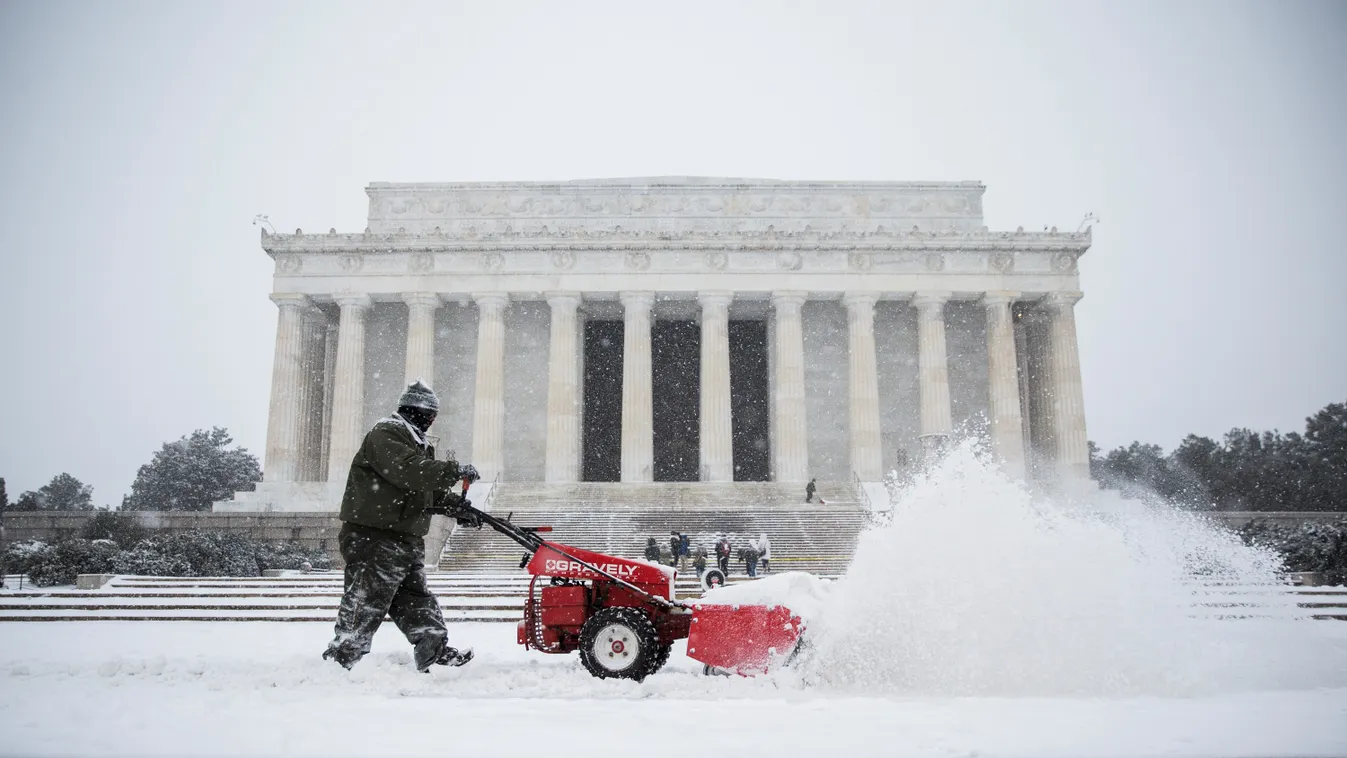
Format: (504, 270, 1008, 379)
(322, 646, 358, 670)
(422, 646, 474, 672)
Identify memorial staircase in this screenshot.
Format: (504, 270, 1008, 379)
(438, 481, 868, 574)
(2, 573, 1344, 622)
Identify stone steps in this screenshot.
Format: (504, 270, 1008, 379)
(3, 574, 1343, 622)
(440, 481, 869, 574)
(0, 573, 789, 622)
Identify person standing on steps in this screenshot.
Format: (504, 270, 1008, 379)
(693, 546, 708, 577)
(669, 530, 682, 569)
(743, 541, 760, 577)
(323, 380, 480, 673)
(678, 532, 690, 569)
(805, 478, 817, 503)
(757, 532, 771, 573)
(644, 537, 661, 563)
(715, 534, 732, 575)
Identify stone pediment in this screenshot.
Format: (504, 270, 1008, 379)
(364, 178, 988, 236)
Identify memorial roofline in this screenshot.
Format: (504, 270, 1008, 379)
(367, 178, 987, 191)
(260, 225, 1091, 255)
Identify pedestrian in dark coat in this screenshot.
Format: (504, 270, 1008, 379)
(693, 546, 708, 576)
(323, 381, 479, 672)
(743, 543, 760, 577)
(644, 537, 661, 562)
(805, 478, 816, 503)
(669, 531, 682, 568)
(715, 535, 732, 575)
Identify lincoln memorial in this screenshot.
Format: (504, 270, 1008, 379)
(217, 178, 1092, 512)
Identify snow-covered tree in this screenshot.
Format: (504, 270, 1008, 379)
(15, 473, 96, 511)
(0, 477, 8, 512)
(122, 428, 261, 511)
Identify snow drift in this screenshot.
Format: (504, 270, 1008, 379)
(794, 441, 1347, 696)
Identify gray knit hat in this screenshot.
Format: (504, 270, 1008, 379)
(398, 380, 440, 412)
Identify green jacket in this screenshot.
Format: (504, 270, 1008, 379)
(338, 415, 463, 540)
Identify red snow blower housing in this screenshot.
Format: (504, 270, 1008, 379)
(449, 481, 804, 680)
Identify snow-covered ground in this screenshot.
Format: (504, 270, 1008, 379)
(2, 620, 1346, 757)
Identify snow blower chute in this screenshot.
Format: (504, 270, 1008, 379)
(449, 481, 804, 680)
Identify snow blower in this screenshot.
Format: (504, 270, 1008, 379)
(449, 481, 804, 681)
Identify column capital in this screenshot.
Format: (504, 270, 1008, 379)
(269, 293, 312, 310)
(302, 306, 331, 327)
(472, 292, 510, 310)
(402, 292, 442, 309)
(619, 290, 655, 313)
(698, 290, 734, 310)
(842, 291, 881, 311)
(912, 291, 952, 311)
(982, 290, 1021, 307)
(771, 290, 808, 309)
(545, 291, 582, 310)
(331, 293, 372, 310)
(1043, 291, 1084, 310)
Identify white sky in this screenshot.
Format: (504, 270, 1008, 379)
(1, 1, 1344, 504)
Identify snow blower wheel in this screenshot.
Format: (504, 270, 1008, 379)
(578, 607, 662, 681)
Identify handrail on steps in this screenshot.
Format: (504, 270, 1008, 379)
(851, 470, 873, 511)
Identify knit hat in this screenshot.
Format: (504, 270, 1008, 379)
(398, 380, 440, 412)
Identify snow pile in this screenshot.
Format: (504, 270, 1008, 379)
(695, 571, 834, 627)
(798, 441, 1347, 697)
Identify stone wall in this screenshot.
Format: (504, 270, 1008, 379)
(434, 302, 478, 460)
(503, 301, 550, 482)
(363, 302, 409, 431)
(802, 300, 850, 480)
(874, 301, 921, 472)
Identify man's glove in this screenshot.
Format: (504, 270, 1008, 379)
(427, 490, 469, 517)
(458, 464, 481, 484)
(427, 490, 482, 529)
(454, 509, 482, 530)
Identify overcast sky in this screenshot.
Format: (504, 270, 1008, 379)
(1, 1, 1344, 504)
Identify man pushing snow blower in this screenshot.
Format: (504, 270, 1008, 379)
(322, 380, 481, 673)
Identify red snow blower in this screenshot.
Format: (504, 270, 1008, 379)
(449, 480, 804, 681)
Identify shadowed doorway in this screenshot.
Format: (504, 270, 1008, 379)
(652, 320, 700, 481)
(730, 320, 770, 481)
(582, 320, 623, 482)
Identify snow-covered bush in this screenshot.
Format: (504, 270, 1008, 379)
(254, 541, 333, 572)
(9, 531, 333, 584)
(81, 509, 149, 546)
(1238, 518, 1347, 585)
(25, 539, 120, 586)
(1, 539, 51, 577)
(112, 541, 193, 577)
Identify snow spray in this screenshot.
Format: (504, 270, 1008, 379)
(799, 441, 1347, 696)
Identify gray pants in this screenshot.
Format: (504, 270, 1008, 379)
(325, 525, 448, 671)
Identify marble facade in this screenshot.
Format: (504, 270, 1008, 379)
(217, 178, 1092, 512)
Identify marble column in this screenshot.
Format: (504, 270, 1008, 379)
(263, 294, 311, 483)
(297, 308, 329, 482)
(699, 291, 734, 482)
(1044, 292, 1090, 480)
(914, 292, 953, 462)
(1012, 311, 1035, 462)
(326, 293, 372, 482)
(471, 293, 508, 482)
(620, 291, 655, 483)
(771, 291, 809, 482)
(403, 292, 440, 387)
(844, 292, 883, 481)
(984, 291, 1027, 479)
(544, 292, 582, 483)
(318, 320, 339, 481)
